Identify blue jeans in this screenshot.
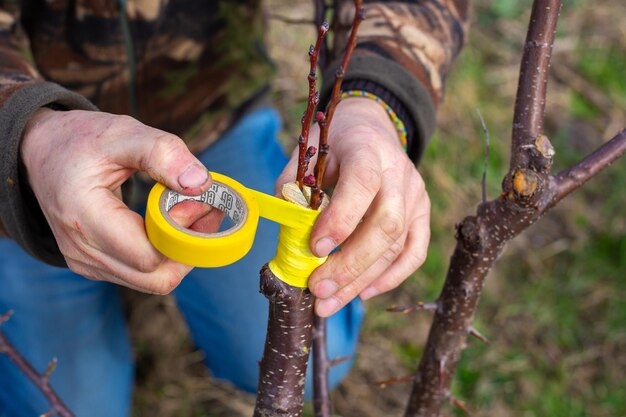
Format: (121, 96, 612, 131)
(0, 108, 364, 417)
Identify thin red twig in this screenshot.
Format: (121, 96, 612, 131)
(297, 22, 330, 189)
(310, 0, 365, 209)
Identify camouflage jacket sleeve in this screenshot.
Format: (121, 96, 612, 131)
(323, 0, 470, 163)
(0, 3, 96, 265)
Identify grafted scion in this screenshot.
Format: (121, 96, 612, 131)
(310, 0, 365, 209)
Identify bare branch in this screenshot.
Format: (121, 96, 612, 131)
(0, 313, 75, 417)
(405, 2, 564, 415)
(550, 129, 626, 208)
(313, 0, 330, 69)
(510, 0, 562, 171)
(313, 315, 332, 417)
(310, 0, 365, 209)
(297, 22, 329, 189)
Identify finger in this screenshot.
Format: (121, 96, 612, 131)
(359, 199, 431, 300)
(67, 256, 192, 295)
(309, 171, 406, 312)
(313, 234, 407, 317)
(168, 200, 225, 233)
(81, 188, 208, 275)
(105, 122, 211, 195)
(310, 144, 383, 257)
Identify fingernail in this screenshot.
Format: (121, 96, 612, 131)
(315, 237, 336, 257)
(314, 279, 339, 298)
(178, 164, 208, 189)
(360, 286, 379, 300)
(316, 297, 340, 317)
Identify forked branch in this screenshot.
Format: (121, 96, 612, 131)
(404, 0, 626, 415)
(310, 0, 365, 209)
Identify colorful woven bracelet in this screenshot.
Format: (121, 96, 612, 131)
(340, 90, 408, 150)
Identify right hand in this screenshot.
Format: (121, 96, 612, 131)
(20, 109, 217, 294)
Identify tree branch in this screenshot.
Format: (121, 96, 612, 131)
(310, 0, 364, 209)
(297, 22, 329, 189)
(405, 2, 567, 416)
(510, 0, 562, 171)
(313, 0, 330, 70)
(254, 266, 315, 417)
(313, 315, 332, 417)
(0, 311, 75, 417)
(401, 1, 625, 416)
(550, 129, 626, 208)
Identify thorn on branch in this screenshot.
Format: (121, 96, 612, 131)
(468, 327, 491, 346)
(386, 302, 438, 314)
(44, 358, 58, 381)
(376, 374, 416, 389)
(449, 396, 471, 415)
(1, 310, 14, 325)
(329, 355, 351, 367)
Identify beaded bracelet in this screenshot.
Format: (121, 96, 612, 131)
(340, 90, 408, 150)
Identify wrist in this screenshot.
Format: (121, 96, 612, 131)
(335, 97, 404, 150)
(341, 91, 408, 151)
(20, 107, 59, 173)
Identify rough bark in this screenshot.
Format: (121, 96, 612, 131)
(254, 265, 315, 417)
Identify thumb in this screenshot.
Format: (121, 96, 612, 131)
(109, 124, 211, 196)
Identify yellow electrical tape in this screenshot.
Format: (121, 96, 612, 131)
(145, 172, 326, 287)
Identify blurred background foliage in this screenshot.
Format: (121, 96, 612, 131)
(132, 0, 626, 415)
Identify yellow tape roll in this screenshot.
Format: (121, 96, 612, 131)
(145, 172, 259, 267)
(145, 172, 326, 286)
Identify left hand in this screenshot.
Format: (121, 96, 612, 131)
(275, 97, 431, 317)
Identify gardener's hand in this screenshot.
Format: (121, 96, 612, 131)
(276, 97, 431, 317)
(21, 109, 216, 294)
